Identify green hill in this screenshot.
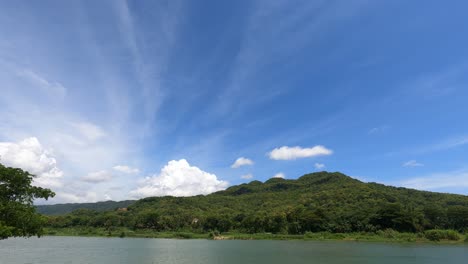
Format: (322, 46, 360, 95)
(44, 172, 468, 235)
(36, 200, 135, 215)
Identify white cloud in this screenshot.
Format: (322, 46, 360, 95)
(403, 160, 424, 167)
(81, 170, 113, 183)
(0, 137, 63, 188)
(113, 165, 140, 174)
(241, 173, 253, 180)
(52, 191, 99, 203)
(272, 172, 285, 179)
(231, 157, 254, 168)
(314, 163, 325, 169)
(268, 145, 333, 160)
(400, 170, 468, 191)
(130, 159, 228, 198)
(71, 122, 106, 141)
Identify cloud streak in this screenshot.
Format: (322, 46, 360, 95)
(17, 69, 66, 99)
(400, 170, 468, 192)
(403, 160, 424, 167)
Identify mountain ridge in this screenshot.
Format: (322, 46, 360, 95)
(43, 172, 468, 234)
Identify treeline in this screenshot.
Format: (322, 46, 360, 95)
(44, 172, 468, 234)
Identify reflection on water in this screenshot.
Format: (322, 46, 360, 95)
(0, 236, 467, 264)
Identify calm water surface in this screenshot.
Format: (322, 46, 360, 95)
(1, 236, 467, 264)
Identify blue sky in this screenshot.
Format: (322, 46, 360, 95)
(1, 0, 468, 203)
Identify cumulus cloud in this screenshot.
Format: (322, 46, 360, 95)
(113, 165, 140, 174)
(403, 160, 424, 167)
(130, 159, 228, 198)
(314, 163, 325, 169)
(273, 172, 285, 179)
(81, 170, 113, 183)
(241, 173, 253, 180)
(231, 157, 254, 168)
(268, 145, 332, 160)
(0, 137, 63, 188)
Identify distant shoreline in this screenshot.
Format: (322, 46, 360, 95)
(42, 228, 468, 245)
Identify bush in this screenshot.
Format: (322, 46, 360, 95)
(119, 232, 126, 238)
(424, 230, 460, 241)
(209, 230, 220, 239)
(445, 230, 460, 240)
(376, 229, 398, 239)
(175, 232, 193, 239)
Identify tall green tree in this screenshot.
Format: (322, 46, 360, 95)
(0, 163, 55, 239)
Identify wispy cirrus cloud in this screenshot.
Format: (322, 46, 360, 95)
(112, 0, 185, 136)
(17, 69, 66, 99)
(425, 135, 468, 152)
(208, 0, 371, 119)
(241, 173, 253, 180)
(399, 170, 468, 193)
(403, 160, 424, 167)
(368, 125, 389, 135)
(71, 122, 107, 141)
(387, 135, 468, 158)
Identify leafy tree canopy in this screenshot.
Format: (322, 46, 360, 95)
(0, 163, 55, 239)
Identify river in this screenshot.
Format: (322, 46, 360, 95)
(1, 236, 467, 264)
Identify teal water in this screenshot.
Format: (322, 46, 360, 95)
(0, 236, 467, 264)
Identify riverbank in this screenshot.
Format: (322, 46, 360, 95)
(43, 227, 468, 244)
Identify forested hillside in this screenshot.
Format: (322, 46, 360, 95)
(44, 172, 468, 234)
(37, 200, 135, 215)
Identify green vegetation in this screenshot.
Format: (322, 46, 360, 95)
(36, 200, 135, 215)
(42, 172, 468, 243)
(42, 227, 467, 243)
(0, 163, 55, 239)
(423, 229, 460, 241)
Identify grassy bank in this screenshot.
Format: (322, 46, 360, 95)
(43, 227, 468, 244)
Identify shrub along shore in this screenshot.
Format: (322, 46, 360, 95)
(43, 227, 468, 244)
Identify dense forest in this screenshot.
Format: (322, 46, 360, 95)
(37, 200, 135, 215)
(43, 172, 468, 236)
